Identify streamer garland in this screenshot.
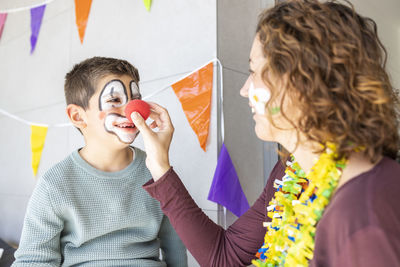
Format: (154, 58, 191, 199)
(253, 143, 347, 267)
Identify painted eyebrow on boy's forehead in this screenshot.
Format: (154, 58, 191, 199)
(109, 86, 116, 97)
(98, 79, 128, 110)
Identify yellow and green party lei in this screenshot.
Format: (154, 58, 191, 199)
(253, 143, 347, 267)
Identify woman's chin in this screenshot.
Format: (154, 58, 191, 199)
(254, 126, 274, 142)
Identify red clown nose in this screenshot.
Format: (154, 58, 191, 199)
(125, 99, 151, 123)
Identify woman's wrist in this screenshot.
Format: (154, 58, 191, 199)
(151, 164, 171, 181)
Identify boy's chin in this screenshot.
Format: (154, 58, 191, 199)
(109, 140, 134, 151)
(105, 129, 139, 146)
(114, 133, 138, 146)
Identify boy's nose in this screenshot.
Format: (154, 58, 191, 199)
(240, 76, 251, 98)
(113, 104, 128, 118)
(123, 106, 130, 118)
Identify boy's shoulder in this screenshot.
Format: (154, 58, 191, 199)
(40, 151, 77, 184)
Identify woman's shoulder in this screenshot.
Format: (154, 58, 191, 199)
(266, 158, 286, 186)
(313, 157, 400, 265)
(262, 159, 286, 203)
(335, 156, 400, 204)
(318, 156, 400, 236)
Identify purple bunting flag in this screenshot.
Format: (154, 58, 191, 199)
(208, 143, 250, 217)
(0, 13, 7, 40)
(30, 5, 46, 54)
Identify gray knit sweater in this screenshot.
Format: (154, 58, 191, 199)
(12, 147, 187, 267)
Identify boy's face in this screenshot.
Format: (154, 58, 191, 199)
(84, 74, 141, 147)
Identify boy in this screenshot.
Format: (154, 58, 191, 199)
(12, 57, 188, 267)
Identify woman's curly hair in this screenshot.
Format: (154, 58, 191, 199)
(257, 0, 400, 162)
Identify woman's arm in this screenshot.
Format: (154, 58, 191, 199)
(132, 103, 285, 266)
(143, 161, 285, 267)
(144, 168, 265, 266)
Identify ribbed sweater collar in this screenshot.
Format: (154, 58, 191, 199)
(71, 147, 142, 179)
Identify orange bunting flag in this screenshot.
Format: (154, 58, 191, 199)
(30, 125, 48, 177)
(74, 0, 92, 44)
(172, 62, 214, 151)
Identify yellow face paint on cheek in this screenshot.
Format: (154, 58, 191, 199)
(249, 82, 271, 115)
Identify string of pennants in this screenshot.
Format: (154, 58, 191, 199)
(0, 59, 216, 176)
(1, 58, 250, 217)
(0, 58, 250, 217)
(0, 0, 153, 53)
(1, 2, 251, 215)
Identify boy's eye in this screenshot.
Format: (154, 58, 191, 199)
(107, 98, 121, 103)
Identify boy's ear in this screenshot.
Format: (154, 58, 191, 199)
(66, 104, 87, 130)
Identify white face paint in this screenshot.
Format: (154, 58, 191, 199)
(130, 81, 141, 99)
(249, 81, 271, 115)
(104, 114, 138, 144)
(99, 80, 128, 110)
(99, 79, 139, 144)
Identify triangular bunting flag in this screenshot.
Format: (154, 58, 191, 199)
(143, 0, 152, 12)
(0, 13, 7, 41)
(171, 62, 213, 151)
(74, 0, 92, 44)
(30, 125, 48, 176)
(208, 143, 250, 217)
(30, 5, 46, 54)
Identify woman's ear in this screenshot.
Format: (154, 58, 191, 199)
(66, 104, 87, 130)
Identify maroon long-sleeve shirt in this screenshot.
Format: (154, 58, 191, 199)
(143, 157, 400, 267)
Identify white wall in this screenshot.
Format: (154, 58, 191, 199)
(0, 1, 217, 266)
(350, 0, 400, 90)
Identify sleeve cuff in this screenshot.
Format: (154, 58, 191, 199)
(143, 167, 173, 187)
(143, 167, 184, 200)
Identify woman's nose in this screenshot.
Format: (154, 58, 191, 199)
(240, 76, 251, 98)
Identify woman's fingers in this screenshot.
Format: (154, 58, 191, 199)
(148, 111, 163, 128)
(148, 102, 174, 131)
(130, 103, 173, 180)
(131, 112, 152, 136)
(149, 121, 157, 129)
(148, 102, 171, 121)
(147, 102, 168, 113)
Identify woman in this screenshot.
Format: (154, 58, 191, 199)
(131, 1, 400, 266)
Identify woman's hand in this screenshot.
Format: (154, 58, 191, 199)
(130, 102, 174, 180)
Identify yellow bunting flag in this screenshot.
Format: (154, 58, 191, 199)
(74, 0, 92, 44)
(171, 62, 214, 151)
(30, 125, 48, 176)
(143, 0, 152, 12)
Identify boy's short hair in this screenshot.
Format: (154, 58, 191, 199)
(65, 57, 140, 109)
